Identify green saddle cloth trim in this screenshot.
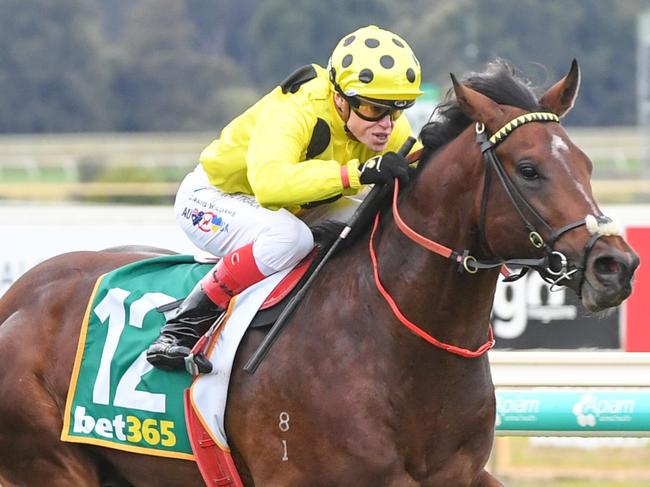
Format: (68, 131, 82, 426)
(61, 254, 213, 459)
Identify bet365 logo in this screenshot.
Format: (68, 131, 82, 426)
(73, 406, 177, 447)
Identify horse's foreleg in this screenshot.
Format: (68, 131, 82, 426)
(0, 394, 101, 487)
(0, 318, 101, 486)
(0, 447, 100, 487)
(475, 470, 504, 487)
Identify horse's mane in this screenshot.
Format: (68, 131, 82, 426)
(419, 59, 542, 164)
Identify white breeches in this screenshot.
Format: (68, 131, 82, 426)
(175, 165, 360, 276)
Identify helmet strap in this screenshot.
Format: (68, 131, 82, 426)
(333, 92, 351, 123)
(343, 123, 359, 142)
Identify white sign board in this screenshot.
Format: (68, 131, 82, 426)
(0, 204, 196, 296)
(1, 204, 649, 344)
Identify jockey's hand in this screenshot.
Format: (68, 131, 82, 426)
(359, 152, 410, 187)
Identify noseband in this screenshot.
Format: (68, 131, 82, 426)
(475, 112, 616, 291)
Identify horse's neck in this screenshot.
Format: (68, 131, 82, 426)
(363, 133, 499, 352)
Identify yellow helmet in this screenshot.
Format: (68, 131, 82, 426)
(328, 25, 423, 107)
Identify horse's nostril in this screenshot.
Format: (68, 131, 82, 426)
(594, 256, 622, 276)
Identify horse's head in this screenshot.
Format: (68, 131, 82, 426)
(449, 60, 638, 312)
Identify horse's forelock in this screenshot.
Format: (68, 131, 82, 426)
(463, 59, 540, 112)
(419, 59, 541, 162)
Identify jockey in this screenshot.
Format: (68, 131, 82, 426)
(147, 25, 423, 371)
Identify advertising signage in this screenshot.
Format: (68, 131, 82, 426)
(0, 206, 648, 351)
(492, 272, 619, 349)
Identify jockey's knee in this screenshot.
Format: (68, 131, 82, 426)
(254, 220, 314, 273)
(292, 222, 315, 260)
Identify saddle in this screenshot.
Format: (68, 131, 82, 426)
(158, 246, 319, 330)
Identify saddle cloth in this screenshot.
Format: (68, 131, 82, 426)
(61, 253, 313, 464)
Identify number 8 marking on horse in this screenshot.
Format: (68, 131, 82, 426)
(278, 412, 290, 432)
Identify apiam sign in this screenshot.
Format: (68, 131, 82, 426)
(495, 389, 650, 435)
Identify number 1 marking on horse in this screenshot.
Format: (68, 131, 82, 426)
(281, 439, 288, 461)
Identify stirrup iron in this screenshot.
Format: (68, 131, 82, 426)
(183, 311, 228, 375)
(185, 352, 213, 375)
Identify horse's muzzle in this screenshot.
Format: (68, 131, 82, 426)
(581, 243, 639, 312)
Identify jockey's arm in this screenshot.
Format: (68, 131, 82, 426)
(245, 97, 361, 210)
(245, 98, 419, 209)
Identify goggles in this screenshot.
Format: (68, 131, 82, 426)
(347, 95, 415, 122)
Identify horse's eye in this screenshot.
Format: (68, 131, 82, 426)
(518, 163, 539, 180)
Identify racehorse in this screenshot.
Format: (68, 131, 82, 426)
(0, 59, 639, 487)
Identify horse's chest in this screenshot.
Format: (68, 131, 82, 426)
(312, 405, 494, 486)
(382, 396, 495, 485)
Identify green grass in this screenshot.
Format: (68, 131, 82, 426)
(0, 161, 192, 184)
(507, 437, 650, 470)
(592, 158, 646, 178)
(0, 166, 75, 182)
(94, 165, 189, 183)
(493, 437, 650, 485)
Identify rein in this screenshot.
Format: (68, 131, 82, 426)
(369, 211, 495, 358)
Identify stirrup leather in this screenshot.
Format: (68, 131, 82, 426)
(184, 311, 228, 375)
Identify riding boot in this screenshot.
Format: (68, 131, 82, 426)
(146, 282, 224, 372)
(147, 242, 266, 372)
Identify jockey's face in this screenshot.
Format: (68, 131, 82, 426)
(333, 93, 393, 152)
(333, 95, 393, 152)
(346, 108, 393, 152)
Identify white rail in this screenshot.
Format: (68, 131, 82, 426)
(490, 351, 650, 388)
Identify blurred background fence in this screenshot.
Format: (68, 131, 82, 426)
(0, 126, 648, 204)
(488, 352, 650, 485)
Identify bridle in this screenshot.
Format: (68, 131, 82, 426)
(474, 112, 615, 291)
(369, 111, 618, 357)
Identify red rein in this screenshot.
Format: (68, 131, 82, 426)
(368, 182, 495, 358)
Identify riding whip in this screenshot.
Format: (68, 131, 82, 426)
(243, 136, 417, 374)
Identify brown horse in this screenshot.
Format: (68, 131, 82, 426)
(0, 60, 639, 487)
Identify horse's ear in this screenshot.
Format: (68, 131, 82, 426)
(538, 59, 581, 118)
(450, 73, 504, 132)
